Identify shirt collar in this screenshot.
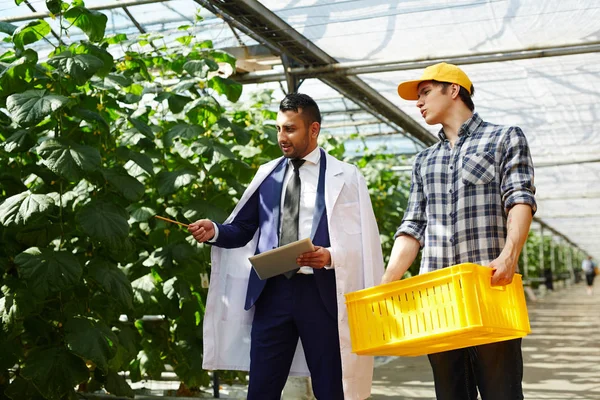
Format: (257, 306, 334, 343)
(437, 112, 483, 142)
(292, 146, 320, 166)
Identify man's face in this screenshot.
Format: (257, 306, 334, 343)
(276, 109, 318, 159)
(416, 81, 454, 125)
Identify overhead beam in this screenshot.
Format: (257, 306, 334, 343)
(194, 0, 435, 148)
(535, 157, 600, 168)
(0, 0, 170, 23)
(233, 41, 600, 84)
(536, 192, 600, 201)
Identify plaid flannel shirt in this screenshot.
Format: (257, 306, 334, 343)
(396, 113, 537, 274)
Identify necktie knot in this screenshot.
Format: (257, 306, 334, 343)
(290, 158, 305, 172)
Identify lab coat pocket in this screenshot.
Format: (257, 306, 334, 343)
(222, 276, 253, 325)
(336, 202, 361, 235)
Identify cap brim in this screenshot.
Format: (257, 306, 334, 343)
(397, 79, 424, 101)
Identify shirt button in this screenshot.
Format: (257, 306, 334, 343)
(449, 166, 454, 170)
(449, 189, 453, 193)
(449, 238, 454, 244)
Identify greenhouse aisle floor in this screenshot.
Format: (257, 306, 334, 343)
(370, 280, 600, 400)
(126, 280, 600, 399)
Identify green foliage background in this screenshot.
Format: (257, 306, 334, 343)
(0, 1, 415, 398)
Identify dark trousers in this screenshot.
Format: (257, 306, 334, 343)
(427, 338, 524, 400)
(247, 274, 343, 400)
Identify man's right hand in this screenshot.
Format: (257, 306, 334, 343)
(188, 219, 215, 243)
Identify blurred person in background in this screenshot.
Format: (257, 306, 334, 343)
(582, 255, 595, 295)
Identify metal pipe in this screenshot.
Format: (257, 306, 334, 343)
(233, 42, 600, 83)
(1, 0, 171, 23)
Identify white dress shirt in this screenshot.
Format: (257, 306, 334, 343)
(280, 147, 334, 274)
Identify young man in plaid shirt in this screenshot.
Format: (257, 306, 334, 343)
(382, 62, 537, 400)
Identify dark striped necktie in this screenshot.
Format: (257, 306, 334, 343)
(280, 158, 305, 278)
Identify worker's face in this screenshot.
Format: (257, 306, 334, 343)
(276, 109, 319, 159)
(416, 81, 456, 125)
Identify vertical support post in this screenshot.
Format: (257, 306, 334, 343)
(213, 371, 220, 398)
(567, 246, 574, 282)
(281, 54, 301, 94)
(538, 225, 545, 281)
(522, 243, 529, 280)
(550, 237, 555, 273)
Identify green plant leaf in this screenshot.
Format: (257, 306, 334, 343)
(88, 258, 134, 310)
(38, 138, 101, 181)
(208, 76, 243, 102)
(108, 324, 141, 371)
(0, 191, 54, 226)
(129, 117, 153, 138)
(102, 167, 145, 201)
(211, 50, 237, 70)
(167, 93, 192, 114)
(73, 107, 110, 134)
(0, 22, 18, 36)
(131, 273, 159, 308)
(3, 129, 36, 152)
(21, 346, 88, 400)
(183, 59, 218, 78)
(76, 200, 129, 248)
(212, 141, 236, 159)
(128, 151, 154, 176)
(0, 50, 37, 98)
(6, 89, 68, 126)
(186, 102, 221, 128)
(165, 123, 204, 146)
(156, 169, 196, 196)
(65, 317, 118, 373)
(47, 50, 104, 85)
(128, 205, 156, 222)
(106, 73, 132, 87)
(16, 222, 63, 248)
(104, 33, 128, 45)
(64, 6, 107, 42)
(137, 346, 164, 380)
(173, 340, 209, 388)
(4, 376, 45, 400)
(231, 123, 251, 145)
(74, 42, 114, 77)
(12, 20, 51, 49)
(46, 0, 62, 14)
(105, 371, 134, 398)
(183, 199, 228, 224)
(15, 248, 83, 299)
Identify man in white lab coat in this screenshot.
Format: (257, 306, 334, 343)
(189, 93, 384, 400)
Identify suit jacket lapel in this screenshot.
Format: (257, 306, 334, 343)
(258, 158, 287, 252)
(310, 148, 327, 239)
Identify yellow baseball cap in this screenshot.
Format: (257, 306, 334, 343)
(397, 62, 473, 100)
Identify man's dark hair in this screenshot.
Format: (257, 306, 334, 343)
(432, 80, 475, 111)
(279, 93, 322, 125)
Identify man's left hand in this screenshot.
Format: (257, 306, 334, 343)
(489, 253, 517, 286)
(296, 246, 331, 269)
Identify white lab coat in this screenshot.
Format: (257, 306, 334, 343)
(202, 151, 384, 400)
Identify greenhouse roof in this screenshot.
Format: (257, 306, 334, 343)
(3, 0, 600, 259)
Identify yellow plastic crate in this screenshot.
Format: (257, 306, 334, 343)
(345, 263, 530, 356)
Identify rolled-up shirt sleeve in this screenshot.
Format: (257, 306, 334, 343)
(394, 154, 427, 247)
(501, 127, 537, 215)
